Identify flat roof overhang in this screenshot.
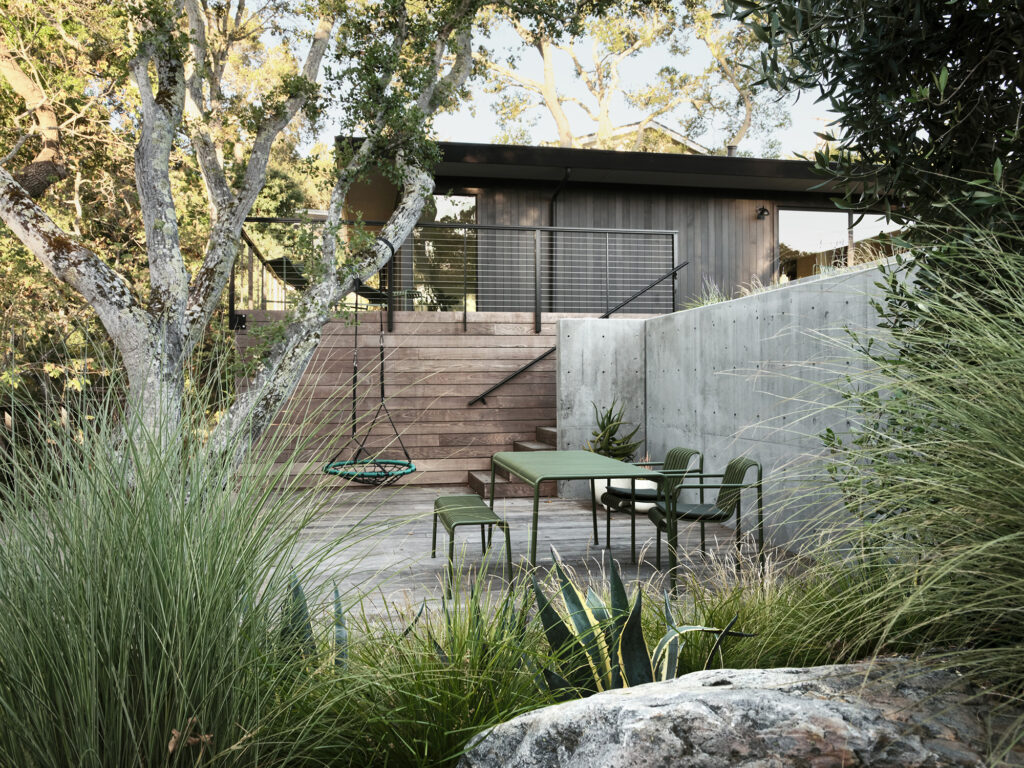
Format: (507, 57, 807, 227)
(433, 141, 841, 197)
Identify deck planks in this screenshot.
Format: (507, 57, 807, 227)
(294, 484, 742, 616)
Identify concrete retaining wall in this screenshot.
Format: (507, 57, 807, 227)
(557, 266, 887, 550)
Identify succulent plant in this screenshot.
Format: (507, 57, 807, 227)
(532, 551, 750, 696)
(584, 400, 643, 462)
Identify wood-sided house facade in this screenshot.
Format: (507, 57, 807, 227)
(238, 143, 840, 490)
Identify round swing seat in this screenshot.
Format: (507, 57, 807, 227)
(323, 458, 416, 486)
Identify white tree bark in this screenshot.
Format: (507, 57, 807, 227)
(209, 161, 435, 466)
(0, 166, 168, 429)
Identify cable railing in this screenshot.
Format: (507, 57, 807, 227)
(236, 219, 678, 330)
(466, 260, 689, 407)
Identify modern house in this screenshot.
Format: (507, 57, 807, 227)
(236, 142, 847, 492)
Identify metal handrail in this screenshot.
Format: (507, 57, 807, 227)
(467, 260, 689, 407)
(244, 215, 677, 237)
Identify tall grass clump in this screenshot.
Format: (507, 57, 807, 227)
(681, 211, 1024, 754)
(0, 383, 344, 766)
(308, 568, 552, 768)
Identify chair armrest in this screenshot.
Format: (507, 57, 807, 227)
(667, 480, 755, 501)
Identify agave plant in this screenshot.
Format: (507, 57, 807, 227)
(532, 551, 749, 696)
(584, 400, 643, 462)
(280, 576, 349, 669)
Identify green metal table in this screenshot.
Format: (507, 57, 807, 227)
(489, 450, 663, 566)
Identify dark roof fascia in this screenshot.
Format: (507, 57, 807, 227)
(434, 141, 841, 198)
(436, 176, 839, 207)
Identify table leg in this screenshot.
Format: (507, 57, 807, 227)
(530, 485, 541, 567)
(489, 463, 496, 510)
(605, 483, 612, 551)
(590, 479, 598, 545)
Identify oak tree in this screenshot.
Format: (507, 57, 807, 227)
(0, 0, 594, 463)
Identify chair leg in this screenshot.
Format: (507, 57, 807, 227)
(656, 528, 662, 570)
(630, 507, 636, 564)
(480, 524, 487, 554)
(447, 535, 455, 599)
(499, 521, 513, 582)
(606, 507, 612, 550)
(700, 521, 706, 556)
(591, 479, 598, 545)
(431, 513, 438, 558)
(630, 480, 637, 564)
(488, 523, 494, 548)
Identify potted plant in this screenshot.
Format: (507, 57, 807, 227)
(584, 401, 657, 511)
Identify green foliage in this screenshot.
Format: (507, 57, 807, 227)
(481, 0, 791, 154)
(0, 388, 354, 766)
(309, 573, 550, 768)
(533, 552, 749, 697)
(684, 277, 731, 307)
(727, 0, 1024, 226)
(584, 400, 642, 461)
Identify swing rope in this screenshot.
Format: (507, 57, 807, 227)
(324, 249, 415, 485)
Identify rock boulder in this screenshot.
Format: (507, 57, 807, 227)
(459, 661, 1022, 767)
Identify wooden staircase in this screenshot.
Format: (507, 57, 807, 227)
(467, 425, 559, 499)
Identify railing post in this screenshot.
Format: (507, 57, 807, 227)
(386, 256, 395, 332)
(247, 243, 254, 309)
(671, 232, 679, 312)
(533, 228, 542, 333)
(604, 232, 610, 313)
(228, 257, 236, 321)
(463, 228, 468, 332)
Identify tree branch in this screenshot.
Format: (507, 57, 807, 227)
(210, 159, 435, 467)
(182, 0, 234, 213)
(129, 32, 189, 333)
(476, 53, 544, 94)
(0, 166, 149, 345)
(0, 135, 30, 168)
(182, 15, 336, 357)
(0, 38, 67, 198)
(419, 26, 474, 114)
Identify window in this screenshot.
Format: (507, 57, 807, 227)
(779, 209, 901, 280)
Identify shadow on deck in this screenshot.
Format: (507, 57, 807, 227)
(296, 484, 743, 616)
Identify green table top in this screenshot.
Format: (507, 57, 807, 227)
(492, 450, 662, 486)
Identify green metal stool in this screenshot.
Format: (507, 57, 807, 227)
(432, 494, 513, 596)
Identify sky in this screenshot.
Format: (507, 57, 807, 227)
(434, 88, 838, 160)
(431, 19, 840, 158)
(426, 19, 900, 252)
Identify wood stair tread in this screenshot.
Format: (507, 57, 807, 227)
(513, 440, 554, 452)
(535, 426, 557, 446)
(468, 470, 557, 499)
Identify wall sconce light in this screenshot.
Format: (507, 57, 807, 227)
(756, 206, 770, 220)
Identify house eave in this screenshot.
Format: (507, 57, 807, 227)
(434, 141, 841, 197)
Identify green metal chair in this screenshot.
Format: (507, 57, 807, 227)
(599, 447, 703, 562)
(432, 494, 512, 598)
(647, 456, 763, 571)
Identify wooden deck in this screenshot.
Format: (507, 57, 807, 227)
(294, 484, 740, 616)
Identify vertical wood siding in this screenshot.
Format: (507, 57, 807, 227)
(459, 184, 778, 308)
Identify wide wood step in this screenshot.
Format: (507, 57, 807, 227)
(513, 440, 553, 452)
(535, 426, 557, 447)
(468, 470, 557, 499)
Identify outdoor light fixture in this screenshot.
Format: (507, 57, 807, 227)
(756, 206, 770, 220)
